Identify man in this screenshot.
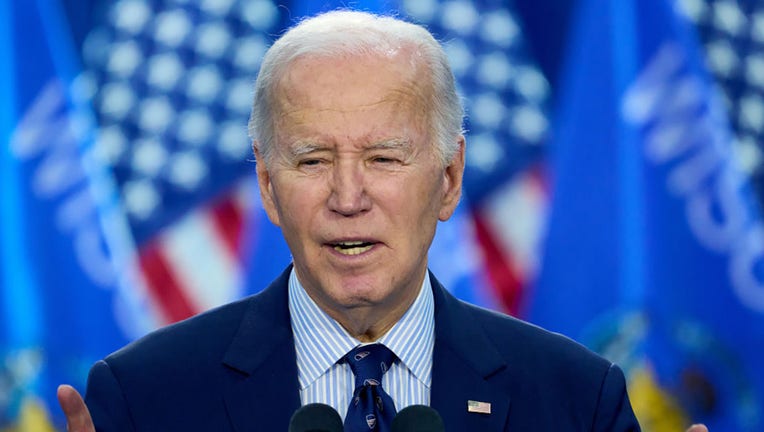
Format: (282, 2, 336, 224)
(58, 10, 699, 431)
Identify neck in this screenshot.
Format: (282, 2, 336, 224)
(299, 270, 426, 344)
(331, 288, 419, 342)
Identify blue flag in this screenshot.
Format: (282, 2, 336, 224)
(530, 0, 764, 430)
(0, 0, 135, 428)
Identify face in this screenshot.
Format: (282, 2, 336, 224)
(255, 51, 464, 337)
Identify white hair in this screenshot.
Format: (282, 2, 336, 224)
(248, 10, 464, 166)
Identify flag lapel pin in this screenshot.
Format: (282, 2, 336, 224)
(467, 400, 491, 414)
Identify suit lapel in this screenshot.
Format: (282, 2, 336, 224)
(429, 273, 512, 431)
(221, 267, 301, 431)
(218, 269, 513, 430)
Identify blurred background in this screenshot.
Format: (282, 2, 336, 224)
(2, 0, 763, 430)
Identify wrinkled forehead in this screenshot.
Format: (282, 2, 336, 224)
(273, 49, 433, 114)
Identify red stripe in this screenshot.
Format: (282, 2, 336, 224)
(210, 196, 244, 258)
(139, 242, 198, 323)
(472, 212, 525, 317)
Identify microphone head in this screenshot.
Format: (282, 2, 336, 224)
(392, 405, 445, 432)
(288, 403, 343, 432)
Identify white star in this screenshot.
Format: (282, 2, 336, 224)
(676, 0, 708, 24)
(112, 0, 152, 34)
(226, 78, 254, 115)
(443, 39, 474, 77)
(476, 52, 513, 89)
(233, 35, 268, 72)
(168, 151, 208, 189)
(739, 93, 764, 132)
(69, 110, 94, 144)
(108, 40, 142, 77)
(201, 0, 235, 16)
(734, 135, 763, 175)
(480, 10, 518, 48)
(467, 133, 504, 172)
(514, 66, 550, 103)
(100, 82, 135, 120)
(154, 9, 192, 48)
(187, 65, 223, 103)
(402, 0, 438, 22)
(95, 125, 128, 165)
(177, 110, 214, 146)
(713, 1, 748, 36)
(123, 179, 160, 219)
(745, 53, 764, 89)
(138, 97, 175, 133)
(147, 53, 184, 91)
(195, 22, 231, 59)
(441, 1, 479, 35)
(240, 0, 278, 31)
(706, 39, 739, 77)
(511, 106, 547, 143)
(219, 122, 251, 160)
(132, 138, 168, 176)
(752, 12, 764, 43)
(470, 93, 506, 129)
(71, 71, 98, 104)
(82, 28, 111, 67)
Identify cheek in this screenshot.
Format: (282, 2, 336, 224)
(263, 188, 283, 226)
(273, 184, 323, 235)
(383, 176, 443, 230)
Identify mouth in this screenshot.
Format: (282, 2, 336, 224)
(329, 240, 376, 256)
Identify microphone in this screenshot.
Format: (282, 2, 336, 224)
(288, 403, 343, 432)
(392, 405, 445, 432)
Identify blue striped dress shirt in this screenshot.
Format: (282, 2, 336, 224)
(288, 269, 435, 420)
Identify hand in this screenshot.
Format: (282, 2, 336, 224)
(57, 384, 95, 432)
(686, 425, 708, 432)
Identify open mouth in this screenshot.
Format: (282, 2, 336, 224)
(331, 241, 375, 256)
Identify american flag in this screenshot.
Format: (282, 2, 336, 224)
(80, 0, 554, 332)
(679, 0, 764, 210)
(81, 0, 283, 327)
(401, 0, 552, 316)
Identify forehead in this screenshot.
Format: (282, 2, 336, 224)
(271, 52, 432, 142)
(278, 49, 427, 99)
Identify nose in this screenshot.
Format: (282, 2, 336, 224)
(327, 160, 371, 216)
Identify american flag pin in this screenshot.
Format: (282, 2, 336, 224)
(467, 400, 491, 414)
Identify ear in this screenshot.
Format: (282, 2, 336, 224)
(253, 143, 282, 227)
(438, 135, 465, 222)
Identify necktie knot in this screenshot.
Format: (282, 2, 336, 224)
(345, 344, 396, 389)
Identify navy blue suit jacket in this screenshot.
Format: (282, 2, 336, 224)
(85, 267, 641, 431)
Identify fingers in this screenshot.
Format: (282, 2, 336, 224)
(57, 385, 95, 432)
(686, 424, 709, 432)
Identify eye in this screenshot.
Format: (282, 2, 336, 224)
(371, 156, 399, 164)
(298, 158, 324, 167)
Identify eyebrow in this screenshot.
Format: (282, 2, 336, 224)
(367, 138, 413, 151)
(288, 140, 327, 157)
(287, 138, 413, 156)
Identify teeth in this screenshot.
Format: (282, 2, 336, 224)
(334, 244, 373, 255)
(338, 241, 364, 246)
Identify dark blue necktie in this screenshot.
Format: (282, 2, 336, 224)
(344, 344, 398, 432)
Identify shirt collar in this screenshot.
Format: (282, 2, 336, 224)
(288, 268, 435, 389)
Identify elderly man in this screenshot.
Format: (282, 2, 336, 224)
(58, 10, 659, 431)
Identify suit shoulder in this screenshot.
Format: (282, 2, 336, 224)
(105, 294, 254, 367)
(461, 301, 612, 371)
